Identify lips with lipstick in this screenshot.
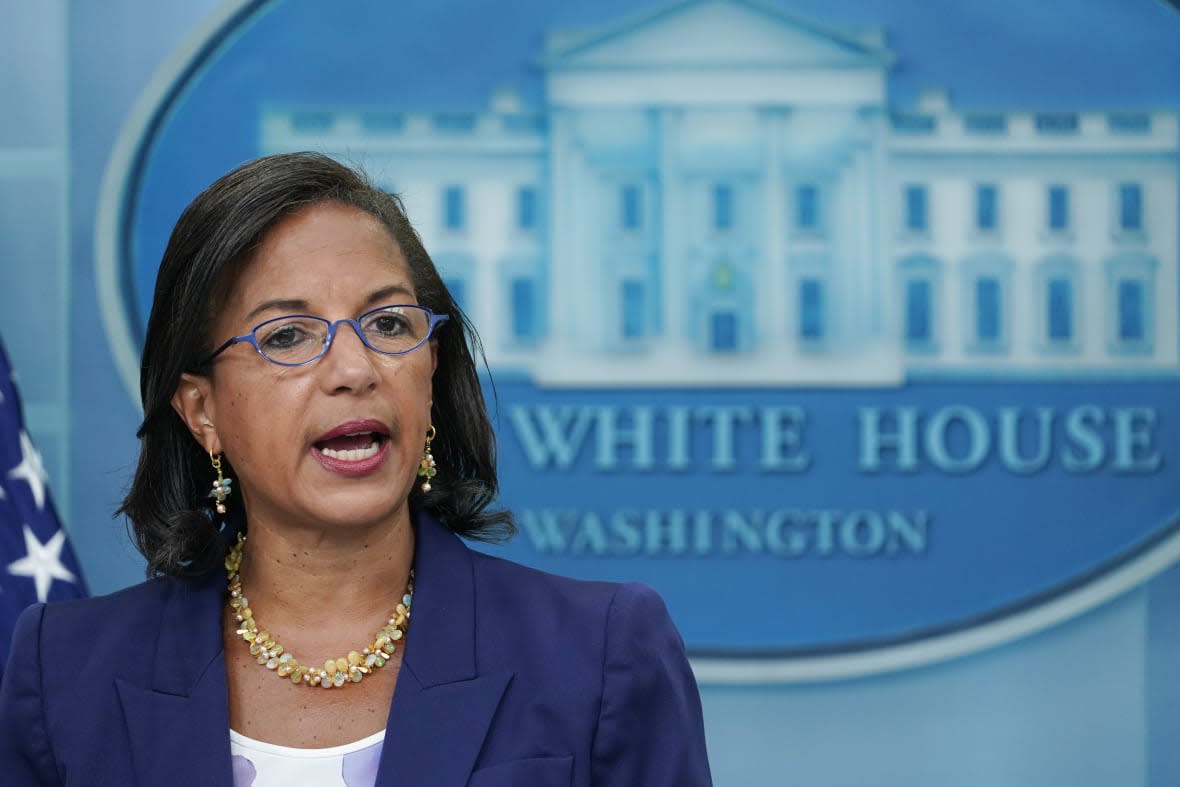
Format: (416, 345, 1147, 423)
(312, 420, 393, 476)
(319, 432, 383, 461)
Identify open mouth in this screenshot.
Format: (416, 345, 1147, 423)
(315, 432, 386, 462)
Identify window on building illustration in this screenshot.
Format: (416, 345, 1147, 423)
(443, 186, 465, 231)
(433, 112, 477, 132)
(975, 277, 1001, 343)
(976, 184, 998, 232)
(796, 184, 819, 232)
(905, 279, 932, 343)
(1117, 279, 1145, 342)
(710, 311, 738, 352)
(904, 185, 927, 233)
(798, 278, 824, 340)
(1035, 113, 1079, 135)
(361, 111, 404, 133)
(621, 280, 646, 340)
(511, 277, 536, 340)
(291, 111, 333, 132)
(1046, 277, 1073, 342)
(503, 114, 546, 133)
(1048, 185, 1070, 232)
(891, 113, 936, 134)
(964, 114, 1007, 134)
(713, 184, 734, 231)
(620, 185, 642, 231)
(1118, 183, 1143, 232)
(517, 187, 537, 231)
(1108, 113, 1151, 134)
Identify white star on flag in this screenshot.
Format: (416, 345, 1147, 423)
(7, 525, 78, 603)
(7, 430, 48, 510)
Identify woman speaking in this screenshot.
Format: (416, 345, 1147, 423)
(0, 153, 712, 786)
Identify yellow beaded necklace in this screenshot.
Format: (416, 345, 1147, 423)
(224, 533, 413, 688)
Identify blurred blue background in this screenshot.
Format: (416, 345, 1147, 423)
(2, 1, 1179, 784)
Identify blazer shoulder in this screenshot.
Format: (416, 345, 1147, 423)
(34, 574, 202, 653)
(43, 576, 171, 622)
(466, 548, 681, 665)
(468, 547, 623, 615)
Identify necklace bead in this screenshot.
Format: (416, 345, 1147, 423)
(224, 533, 413, 688)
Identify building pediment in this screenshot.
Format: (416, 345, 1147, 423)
(541, 0, 893, 72)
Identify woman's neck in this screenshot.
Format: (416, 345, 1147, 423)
(231, 510, 415, 632)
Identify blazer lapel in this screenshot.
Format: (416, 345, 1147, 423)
(377, 515, 511, 787)
(116, 570, 233, 786)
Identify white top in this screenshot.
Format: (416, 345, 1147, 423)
(229, 729, 386, 787)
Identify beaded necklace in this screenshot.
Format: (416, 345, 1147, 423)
(225, 533, 413, 688)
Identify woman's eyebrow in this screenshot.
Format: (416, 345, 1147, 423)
(242, 285, 415, 323)
(363, 284, 415, 307)
(244, 298, 308, 322)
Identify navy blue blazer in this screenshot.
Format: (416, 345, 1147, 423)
(0, 513, 712, 786)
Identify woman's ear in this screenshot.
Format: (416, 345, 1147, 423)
(171, 373, 222, 455)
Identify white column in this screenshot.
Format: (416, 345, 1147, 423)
(547, 108, 576, 353)
(762, 108, 788, 349)
(569, 136, 603, 352)
(658, 108, 687, 349)
(840, 146, 872, 346)
(866, 109, 893, 344)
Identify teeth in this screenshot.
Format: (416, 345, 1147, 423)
(320, 441, 380, 462)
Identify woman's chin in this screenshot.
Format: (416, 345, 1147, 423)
(296, 491, 411, 532)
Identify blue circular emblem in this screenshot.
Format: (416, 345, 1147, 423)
(98, 0, 1180, 680)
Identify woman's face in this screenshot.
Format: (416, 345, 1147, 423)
(174, 201, 436, 535)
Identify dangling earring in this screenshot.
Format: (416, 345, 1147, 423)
(418, 425, 437, 493)
(209, 452, 233, 514)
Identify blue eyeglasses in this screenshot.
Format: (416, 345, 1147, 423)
(201, 304, 449, 367)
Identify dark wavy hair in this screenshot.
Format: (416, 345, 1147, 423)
(119, 152, 514, 577)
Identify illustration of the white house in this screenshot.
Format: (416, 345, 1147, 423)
(260, 0, 1179, 387)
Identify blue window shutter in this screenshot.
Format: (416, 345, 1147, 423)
(713, 184, 734, 230)
(1119, 183, 1142, 232)
(710, 312, 738, 352)
(1118, 279, 1144, 341)
(621, 281, 645, 339)
(976, 278, 1001, 342)
(905, 186, 927, 232)
(1048, 186, 1069, 231)
(1047, 277, 1072, 341)
(796, 184, 818, 230)
(799, 278, 824, 339)
(444, 186, 465, 230)
(511, 278, 535, 339)
(905, 279, 931, 342)
(517, 187, 537, 230)
(976, 185, 997, 231)
(444, 278, 467, 313)
(621, 185, 641, 230)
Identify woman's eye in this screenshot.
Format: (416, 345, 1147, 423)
(370, 314, 409, 336)
(261, 324, 309, 349)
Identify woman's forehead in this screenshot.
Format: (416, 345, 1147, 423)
(253, 202, 403, 269)
(228, 202, 413, 311)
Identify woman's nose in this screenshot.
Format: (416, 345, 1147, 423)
(319, 320, 379, 392)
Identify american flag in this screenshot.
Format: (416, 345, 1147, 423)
(0, 335, 87, 675)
